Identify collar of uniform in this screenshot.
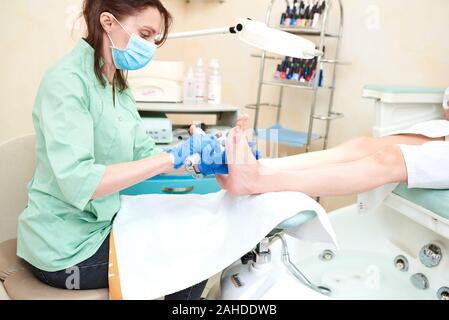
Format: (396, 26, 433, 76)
(78, 38, 95, 54)
(74, 38, 96, 79)
(75, 38, 114, 88)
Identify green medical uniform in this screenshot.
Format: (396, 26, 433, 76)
(17, 39, 162, 272)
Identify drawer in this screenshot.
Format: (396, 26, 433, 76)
(121, 174, 221, 195)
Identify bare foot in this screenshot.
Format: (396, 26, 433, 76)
(216, 126, 261, 196)
(236, 114, 249, 131)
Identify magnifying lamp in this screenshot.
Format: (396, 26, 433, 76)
(167, 18, 322, 59)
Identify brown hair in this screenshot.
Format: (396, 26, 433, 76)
(82, 0, 172, 92)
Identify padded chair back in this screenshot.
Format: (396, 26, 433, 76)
(0, 134, 36, 242)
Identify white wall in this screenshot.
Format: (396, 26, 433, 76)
(1, 0, 448, 210)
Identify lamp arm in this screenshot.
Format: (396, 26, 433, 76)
(167, 24, 243, 40)
(166, 18, 322, 59)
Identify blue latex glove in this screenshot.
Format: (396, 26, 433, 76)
(198, 141, 262, 176)
(167, 134, 220, 169)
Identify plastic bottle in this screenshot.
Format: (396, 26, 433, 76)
(183, 67, 196, 103)
(207, 59, 222, 105)
(194, 58, 206, 103)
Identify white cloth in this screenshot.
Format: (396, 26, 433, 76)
(388, 119, 449, 140)
(384, 119, 449, 189)
(113, 191, 337, 300)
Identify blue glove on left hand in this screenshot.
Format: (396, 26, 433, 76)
(168, 134, 220, 169)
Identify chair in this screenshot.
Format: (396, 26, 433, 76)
(0, 134, 108, 300)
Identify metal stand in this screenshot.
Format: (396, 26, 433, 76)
(250, 0, 345, 152)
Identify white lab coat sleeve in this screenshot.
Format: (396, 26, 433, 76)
(399, 141, 449, 189)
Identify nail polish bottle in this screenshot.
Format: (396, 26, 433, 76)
(309, 57, 317, 82)
(310, 1, 317, 27)
(284, 15, 291, 26)
(299, 71, 306, 83)
(293, 0, 299, 25)
(293, 0, 299, 11)
(290, 12, 296, 27)
(321, 1, 327, 25)
(302, 61, 308, 83)
(298, 59, 305, 82)
(280, 62, 287, 80)
(299, 3, 304, 27)
(303, 3, 310, 28)
(299, 1, 306, 17)
(296, 13, 302, 27)
(312, 0, 324, 28)
(308, 2, 315, 27)
(294, 1, 301, 27)
(280, 13, 286, 25)
(320, 0, 326, 14)
(292, 64, 300, 81)
(304, 61, 310, 83)
(274, 64, 281, 79)
(287, 67, 294, 80)
(285, 61, 292, 80)
(310, 1, 318, 28)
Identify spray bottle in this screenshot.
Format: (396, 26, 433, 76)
(183, 67, 196, 103)
(207, 59, 222, 105)
(194, 58, 206, 103)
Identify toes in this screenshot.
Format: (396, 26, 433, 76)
(236, 114, 249, 131)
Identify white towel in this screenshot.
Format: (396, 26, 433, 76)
(388, 119, 449, 139)
(113, 191, 337, 300)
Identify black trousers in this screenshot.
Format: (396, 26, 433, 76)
(28, 234, 207, 300)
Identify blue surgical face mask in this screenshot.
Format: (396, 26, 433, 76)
(107, 15, 157, 71)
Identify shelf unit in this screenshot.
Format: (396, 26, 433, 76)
(250, 0, 345, 152)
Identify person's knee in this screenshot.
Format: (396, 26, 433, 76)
(371, 145, 407, 183)
(372, 145, 405, 168)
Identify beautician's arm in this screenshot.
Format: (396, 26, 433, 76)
(92, 152, 175, 199)
(92, 128, 219, 199)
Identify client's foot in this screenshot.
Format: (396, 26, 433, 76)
(216, 126, 261, 196)
(236, 114, 250, 132)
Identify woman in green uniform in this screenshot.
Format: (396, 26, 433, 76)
(17, 0, 217, 299)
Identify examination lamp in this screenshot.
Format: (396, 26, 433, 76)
(167, 18, 322, 59)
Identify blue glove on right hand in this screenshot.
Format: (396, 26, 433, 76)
(167, 134, 220, 169)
